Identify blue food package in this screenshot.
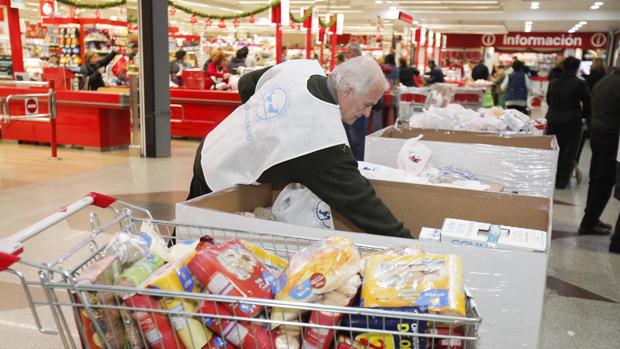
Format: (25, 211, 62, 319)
(339, 306, 428, 349)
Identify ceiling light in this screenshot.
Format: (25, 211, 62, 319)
(375, 0, 383, 3)
(389, 6, 397, 10)
(530, 1, 540, 9)
(579, 21, 587, 25)
(594, 1, 604, 5)
(590, 5, 599, 9)
(525, 21, 533, 25)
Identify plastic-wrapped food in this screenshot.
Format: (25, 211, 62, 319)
(123, 294, 183, 349)
(271, 237, 362, 326)
(143, 254, 210, 349)
(239, 239, 289, 275)
(301, 274, 362, 349)
(117, 254, 165, 287)
(76, 255, 125, 349)
(103, 232, 150, 267)
(188, 240, 277, 318)
(361, 251, 465, 316)
(198, 301, 272, 349)
(274, 328, 301, 349)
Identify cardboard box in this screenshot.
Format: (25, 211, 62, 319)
(365, 126, 559, 198)
(175, 180, 552, 243)
(440, 218, 548, 252)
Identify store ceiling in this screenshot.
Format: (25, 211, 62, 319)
(17, 0, 620, 35)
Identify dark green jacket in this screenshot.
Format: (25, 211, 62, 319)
(590, 71, 620, 134)
(188, 66, 410, 239)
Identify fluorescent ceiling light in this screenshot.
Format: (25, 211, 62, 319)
(375, 0, 383, 3)
(594, 1, 604, 5)
(579, 21, 587, 25)
(389, 6, 397, 10)
(525, 21, 533, 25)
(396, 0, 498, 3)
(590, 5, 599, 9)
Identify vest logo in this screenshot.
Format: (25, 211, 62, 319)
(590, 33, 607, 48)
(408, 153, 422, 163)
(256, 87, 289, 121)
(315, 201, 332, 228)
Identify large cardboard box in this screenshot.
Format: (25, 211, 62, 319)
(365, 126, 559, 198)
(175, 180, 552, 248)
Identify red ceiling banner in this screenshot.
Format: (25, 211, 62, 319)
(398, 11, 413, 25)
(446, 32, 608, 50)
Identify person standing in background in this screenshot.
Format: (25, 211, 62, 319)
(492, 64, 506, 107)
(426, 60, 445, 85)
(169, 49, 187, 86)
(342, 42, 368, 161)
(544, 57, 591, 189)
(398, 57, 417, 87)
(610, 143, 620, 253)
(471, 60, 490, 81)
(383, 54, 399, 85)
(336, 52, 346, 66)
(501, 60, 531, 114)
(586, 58, 608, 91)
(81, 50, 117, 91)
(228, 46, 248, 74)
(579, 56, 620, 236)
(206, 50, 231, 90)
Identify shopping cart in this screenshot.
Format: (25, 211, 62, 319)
(396, 86, 430, 125)
(449, 87, 485, 110)
(0, 193, 482, 349)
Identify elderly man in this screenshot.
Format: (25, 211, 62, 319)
(187, 57, 409, 238)
(342, 42, 370, 161)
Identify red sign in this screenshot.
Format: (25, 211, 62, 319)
(398, 11, 413, 25)
(40, 0, 55, 17)
(446, 32, 608, 50)
(25, 98, 38, 115)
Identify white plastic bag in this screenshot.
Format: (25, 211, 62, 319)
(272, 184, 334, 229)
(397, 136, 432, 176)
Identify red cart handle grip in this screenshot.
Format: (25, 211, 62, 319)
(87, 192, 118, 208)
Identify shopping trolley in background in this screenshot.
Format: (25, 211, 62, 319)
(449, 87, 485, 110)
(396, 86, 430, 125)
(0, 193, 481, 349)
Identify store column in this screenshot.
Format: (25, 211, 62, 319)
(138, 0, 170, 157)
(0, 0, 24, 73)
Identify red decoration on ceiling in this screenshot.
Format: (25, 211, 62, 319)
(190, 14, 197, 24)
(169, 7, 176, 17)
(218, 19, 226, 29)
(249, 15, 255, 24)
(233, 18, 240, 28)
(205, 18, 213, 28)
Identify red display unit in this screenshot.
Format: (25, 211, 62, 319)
(0, 85, 130, 150)
(42, 67, 75, 90)
(170, 89, 240, 139)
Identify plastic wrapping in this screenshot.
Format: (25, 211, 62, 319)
(365, 127, 558, 198)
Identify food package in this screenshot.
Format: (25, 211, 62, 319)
(140, 220, 200, 262)
(271, 237, 362, 326)
(272, 184, 334, 229)
(198, 301, 271, 349)
(187, 240, 277, 317)
(117, 254, 165, 287)
(103, 231, 150, 266)
(239, 240, 288, 275)
(429, 327, 464, 349)
(396, 136, 432, 176)
(76, 255, 125, 349)
(124, 294, 183, 349)
(302, 274, 361, 349)
(144, 254, 210, 349)
(274, 328, 301, 349)
(361, 252, 465, 316)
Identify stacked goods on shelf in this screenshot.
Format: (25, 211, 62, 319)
(75, 224, 472, 349)
(58, 25, 81, 69)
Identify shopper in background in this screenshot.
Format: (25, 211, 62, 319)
(206, 50, 231, 90)
(187, 56, 409, 239)
(169, 49, 187, 86)
(398, 57, 417, 87)
(579, 56, 620, 236)
(342, 42, 368, 161)
(586, 58, 608, 91)
(345, 42, 363, 59)
(426, 60, 444, 85)
(492, 64, 506, 107)
(471, 60, 490, 81)
(544, 57, 591, 189)
(228, 46, 248, 74)
(383, 53, 399, 86)
(80, 50, 117, 91)
(281, 46, 288, 62)
(501, 59, 531, 114)
(610, 150, 620, 253)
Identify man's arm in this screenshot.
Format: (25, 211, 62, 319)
(237, 66, 273, 103)
(260, 146, 411, 239)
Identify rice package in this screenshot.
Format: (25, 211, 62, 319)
(361, 252, 465, 316)
(271, 237, 362, 326)
(239, 239, 288, 275)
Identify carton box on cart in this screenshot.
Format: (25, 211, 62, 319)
(175, 181, 551, 348)
(365, 126, 559, 198)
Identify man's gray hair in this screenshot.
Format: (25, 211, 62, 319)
(346, 43, 363, 57)
(330, 56, 388, 95)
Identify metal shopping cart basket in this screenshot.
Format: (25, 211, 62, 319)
(396, 86, 430, 125)
(0, 193, 481, 349)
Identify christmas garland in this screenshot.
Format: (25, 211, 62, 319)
(168, 0, 280, 20)
(318, 15, 337, 29)
(289, 7, 313, 24)
(56, 0, 126, 9)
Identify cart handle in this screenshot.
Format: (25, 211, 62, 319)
(0, 192, 117, 271)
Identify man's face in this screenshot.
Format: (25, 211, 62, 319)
(339, 82, 384, 125)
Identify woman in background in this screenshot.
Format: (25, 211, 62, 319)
(81, 50, 117, 91)
(206, 50, 231, 90)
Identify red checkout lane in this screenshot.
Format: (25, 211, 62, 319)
(0, 86, 241, 149)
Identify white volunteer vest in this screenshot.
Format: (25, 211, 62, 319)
(201, 59, 348, 191)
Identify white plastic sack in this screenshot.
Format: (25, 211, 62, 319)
(397, 136, 432, 176)
(272, 184, 334, 229)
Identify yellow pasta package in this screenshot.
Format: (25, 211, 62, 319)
(361, 252, 465, 316)
(271, 236, 362, 326)
(239, 240, 289, 275)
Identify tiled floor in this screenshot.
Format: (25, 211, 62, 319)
(0, 137, 618, 348)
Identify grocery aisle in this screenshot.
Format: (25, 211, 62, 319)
(0, 138, 618, 348)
